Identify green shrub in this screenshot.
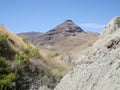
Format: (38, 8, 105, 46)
(0, 34, 8, 42)
(20, 40, 41, 59)
(0, 58, 9, 74)
(0, 73, 16, 90)
(15, 51, 28, 65)
(0, 34, 10, 57)
(0, 34, 15, 59)
(0, 57, 16, 90)
(0, 73, 16, 85)
(22, 37, 28, 43)
(29, 48, 40, 59)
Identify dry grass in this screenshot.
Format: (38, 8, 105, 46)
(0, 25, 27, 51)
(0, 25, 68, 78)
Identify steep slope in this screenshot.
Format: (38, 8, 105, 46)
(0, 25, 67, 90)
(0, 25, 27, 50)
(54, 16, 120, 90)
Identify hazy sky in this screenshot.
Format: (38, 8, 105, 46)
(0, 0, 120, 33)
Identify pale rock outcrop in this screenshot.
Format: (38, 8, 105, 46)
(101, 16, 120, 37)
(54, 16, 120, 90)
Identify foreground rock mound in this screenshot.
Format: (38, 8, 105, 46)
(54, 16, 120, 90)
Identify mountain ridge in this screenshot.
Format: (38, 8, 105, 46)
(18, 20, 98, 54)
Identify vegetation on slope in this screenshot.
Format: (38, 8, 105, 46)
(0, 26, 67, 90)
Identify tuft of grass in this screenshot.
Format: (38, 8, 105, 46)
(22, 37, 28, 44)
(29, 48, 41, 59)
(48, 53, 59, 58)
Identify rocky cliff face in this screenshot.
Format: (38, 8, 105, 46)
(54, 16, 120, 90)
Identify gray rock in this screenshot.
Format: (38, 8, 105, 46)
(101, 16, 120, 37)
(54, 16, 120, 90)
(105, 37, 120, 49)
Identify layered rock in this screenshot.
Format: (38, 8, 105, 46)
(54, 17, 120, 90)
(48, 20, 84, 34)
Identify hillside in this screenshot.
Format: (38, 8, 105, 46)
(19, 20, 98, 54)
(55, 16, 120, 90)
(18, 20, 99, 65)
(0, 25, 67, 90)
(18, 32, 43, 44)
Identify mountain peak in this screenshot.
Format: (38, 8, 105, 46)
(65, 19, 73, 22)
(48, 20, 84, 33)
(102, 16, 120, 37)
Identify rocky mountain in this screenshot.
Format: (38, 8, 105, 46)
(18, 20, 99, 66)
(0, 25, 67, 90)
(54, 16, 120, 90)
(18, 20, 98, 54)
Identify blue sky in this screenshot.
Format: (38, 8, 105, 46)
(0, 0, 120, 34)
